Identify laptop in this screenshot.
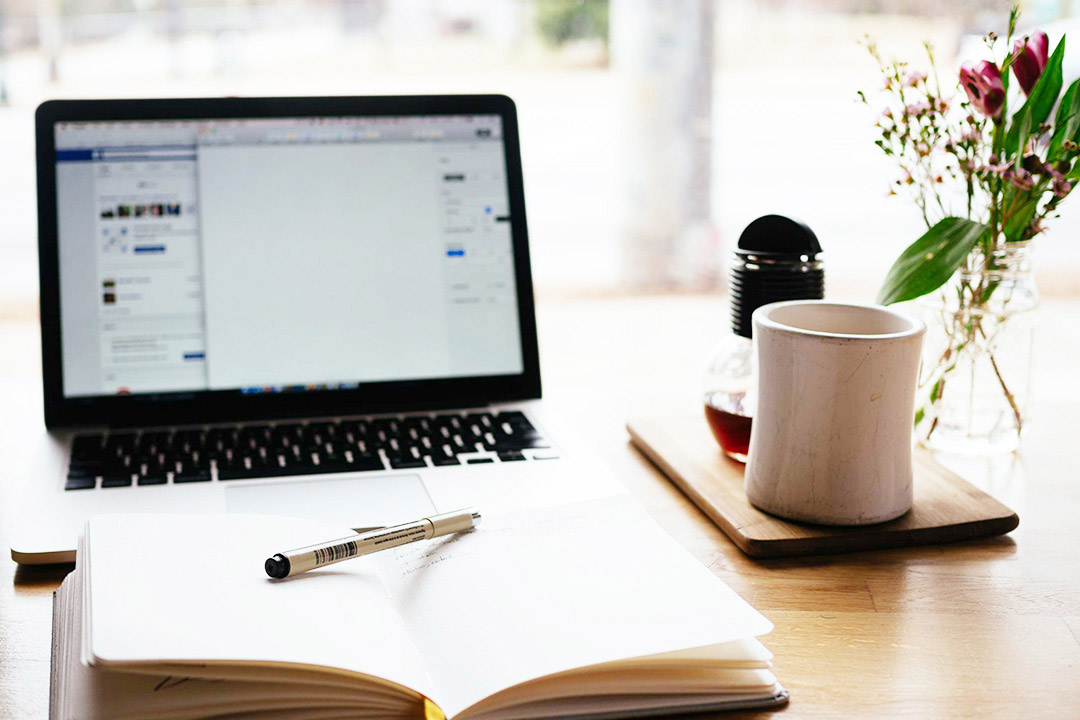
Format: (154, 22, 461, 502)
(13, 95, 620, 564)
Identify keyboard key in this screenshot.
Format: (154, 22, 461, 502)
(68, 460, 103, 476)
(464, 412, 494, 426)
(64, 476, 96, 490)
(306, 458, 355, 475)
(346, 454, 386, 472)
(101, 474, 133, 488)
(217, 466, 259, 481)
(105, 432, 137, 450)
(389, 457, 426, 470)
(136, 432, 166, 454)
(137, 475, 168, 486)
(433, 445, 457, 462)
(308, 421, 339, 439)
(498, 451, 526, 462)
(71, 434, 105, 460)
(430, 455, 460, 466)
(174, 469, 211, 483)
(466, 457, 495, 464)
(490, 412, 548, 448)
(493, 433, 551, 451)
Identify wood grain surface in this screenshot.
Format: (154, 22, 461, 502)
(2, 295, 1080, 719)
(628, 413, 1019, 557)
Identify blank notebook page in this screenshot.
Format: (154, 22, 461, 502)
(84, 495, 773, 717)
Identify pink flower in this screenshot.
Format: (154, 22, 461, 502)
(1009, 167, 1036, 190)
(1012, 31, 1049, 96)
(960, 125, 983, 142)
(983, 156, 1012, 177)
(904, 70, 927, 87)
(960, 61, 1006, 118)
(1051, 170, 1072, 198)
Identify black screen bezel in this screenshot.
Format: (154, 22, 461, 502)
(37, 94, 541, 429)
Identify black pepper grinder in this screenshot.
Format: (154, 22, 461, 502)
(703, 215, 824, 462)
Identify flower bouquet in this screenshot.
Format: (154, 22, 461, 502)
(862, 8, 1072, 453)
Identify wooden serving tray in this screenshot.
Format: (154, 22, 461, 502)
(627, 411, 1019, 557)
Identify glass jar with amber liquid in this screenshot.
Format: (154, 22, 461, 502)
(704, 215, 824, 462)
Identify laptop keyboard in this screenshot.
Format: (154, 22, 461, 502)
(65, 410, 556, 490)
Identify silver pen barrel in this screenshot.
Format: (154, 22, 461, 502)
(265, 507, 479, 579)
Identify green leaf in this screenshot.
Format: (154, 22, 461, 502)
(1054, 78, 1079, 127)
(1005, 36, 1066, 155)
(930, 378, 944, 403)
(1048, 78, 1080, 159)
(1003, 198, 1039, 241)
(876, 218, 987, 305)
(1014, 107, 1032, 166)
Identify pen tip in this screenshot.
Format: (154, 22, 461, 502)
(264, 554, 291, 579)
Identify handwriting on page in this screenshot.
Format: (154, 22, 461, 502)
(388, 524, 497, 577)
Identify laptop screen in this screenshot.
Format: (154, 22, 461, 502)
(52, 114, 525, 400)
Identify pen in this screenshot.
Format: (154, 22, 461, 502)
(264, 507, 481, 579)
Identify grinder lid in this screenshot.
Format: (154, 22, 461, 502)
(730, 215, 824, 339)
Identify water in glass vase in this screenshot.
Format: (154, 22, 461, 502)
(915, 242, 1038, 455)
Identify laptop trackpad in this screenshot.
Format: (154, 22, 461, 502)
(224, 474, 437, 530)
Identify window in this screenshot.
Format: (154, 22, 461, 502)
(1, 0, 1077, 316)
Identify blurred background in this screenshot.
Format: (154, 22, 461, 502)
(3, 0, 1080, 319)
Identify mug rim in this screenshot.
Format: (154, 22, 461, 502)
(753, 300, 927, 341)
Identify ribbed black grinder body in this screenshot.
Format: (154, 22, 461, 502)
(730, 215, 824, 339)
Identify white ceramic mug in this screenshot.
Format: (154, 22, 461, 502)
(744, 301, 926, 526)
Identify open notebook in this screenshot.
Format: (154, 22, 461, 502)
(51, 495, 788, 720)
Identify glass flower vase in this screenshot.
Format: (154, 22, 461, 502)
(915, 241, 1038, 455)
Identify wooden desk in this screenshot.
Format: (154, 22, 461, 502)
(2, 295, 1079, 719)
